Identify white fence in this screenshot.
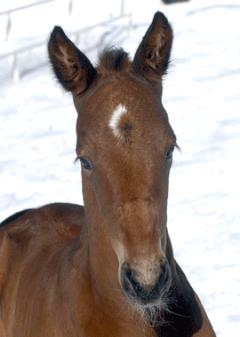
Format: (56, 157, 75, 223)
(0, 0, 57, 41)
(0, 0, 132, 83)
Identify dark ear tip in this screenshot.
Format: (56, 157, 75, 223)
(52, 25, 65, 35)
(152, 11, 170, 27)
(49, 26, 66, 43)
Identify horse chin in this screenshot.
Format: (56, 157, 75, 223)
(128, 293, 170, 327)
(124, 287, 170, 313)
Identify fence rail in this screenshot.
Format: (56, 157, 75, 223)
(0, 0, 58, 41)
(0, 0, 55, 16)
(0, 0, 130, 83)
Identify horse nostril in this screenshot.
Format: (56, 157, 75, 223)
(121, 264, 140, 297)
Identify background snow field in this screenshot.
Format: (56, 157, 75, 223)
(0, 0, 240, 335)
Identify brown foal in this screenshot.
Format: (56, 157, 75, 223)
(0, 12, 216, 337)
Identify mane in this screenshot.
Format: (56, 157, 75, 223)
(98, 48, 130, 72)
(0, 209, 30, 227)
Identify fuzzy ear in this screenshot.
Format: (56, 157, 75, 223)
(48, 26, 96, 95)
(133, 12, 173, 85)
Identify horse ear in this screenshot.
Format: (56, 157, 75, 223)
(133, 12, 173, 85)
(48, 26, 96, 95)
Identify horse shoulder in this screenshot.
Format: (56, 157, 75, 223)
(0, 203, 85, 291)
(0, 203, 87, 336)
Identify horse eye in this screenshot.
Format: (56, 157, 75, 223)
(79, 157, 93, 170)
(165, 145, 175, 161)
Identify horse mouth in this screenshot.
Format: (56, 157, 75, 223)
(120, 263, 172, 306)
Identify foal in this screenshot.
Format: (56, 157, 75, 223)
(0, 12, 216, 337)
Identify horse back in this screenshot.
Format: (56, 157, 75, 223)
(0, 203, 84, 239)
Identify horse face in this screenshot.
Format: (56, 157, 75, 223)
(75, 76, 175, 306)
(48, 12, 174, 306)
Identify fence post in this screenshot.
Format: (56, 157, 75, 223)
(5, 13, 12, 41)
(11, 55, 20, 83)
(120, 0, 125, 16)
(68, 0, 73, 15)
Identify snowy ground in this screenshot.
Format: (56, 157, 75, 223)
(0, 0, 240, 335)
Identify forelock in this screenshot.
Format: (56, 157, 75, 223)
(98, 48, 130, 73)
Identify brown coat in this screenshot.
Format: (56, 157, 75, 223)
(0, 11, 216, 337)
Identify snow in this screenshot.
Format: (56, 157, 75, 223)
(0, 0, 240, 335)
